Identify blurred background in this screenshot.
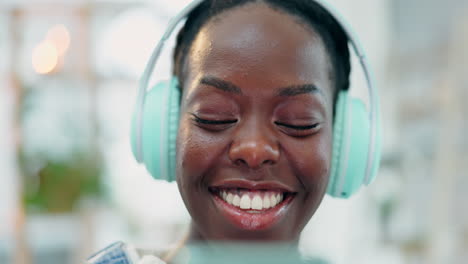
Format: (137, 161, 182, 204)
(0, 0, 467, 263)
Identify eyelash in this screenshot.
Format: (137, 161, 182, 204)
(191, 114, 237, 125)
(192, 114, 319, 132)
(274, 122, 319, 130)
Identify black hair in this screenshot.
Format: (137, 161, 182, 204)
(172, 0, 351, 104)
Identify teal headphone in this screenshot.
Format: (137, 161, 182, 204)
(130, 0, 382, 199)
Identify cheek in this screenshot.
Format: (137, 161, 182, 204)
(176, 119, 226, 186)
(289, 128, 333, 193)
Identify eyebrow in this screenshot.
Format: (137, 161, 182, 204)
(200, 76, 242, 94)
(200, 76, 322, 97)
(277, 84, 322, 97)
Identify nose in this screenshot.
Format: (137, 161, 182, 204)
(228, 121, 280, 170)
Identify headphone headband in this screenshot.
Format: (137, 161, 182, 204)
(135, 0, 380, 187)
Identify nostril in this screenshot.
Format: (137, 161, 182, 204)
(229, 140, 280, 169)
(233, 158, 275, 170)
(234, 159, 247, 167)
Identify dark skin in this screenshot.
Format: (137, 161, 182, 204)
(176, 3, 335, 243)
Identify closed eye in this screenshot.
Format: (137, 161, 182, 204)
(191, 114, 237, 125)
(274, 122, 319, 130)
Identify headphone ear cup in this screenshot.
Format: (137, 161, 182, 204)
(130, 78, 180, 181)
(367, 109, 382, 185)
(328, 91, 370, 198)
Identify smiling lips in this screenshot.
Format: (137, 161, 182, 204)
(219, 189, 284, 210)
(210, 185, 295, 231)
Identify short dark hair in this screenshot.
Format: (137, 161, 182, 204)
(172, 0, 351, 103)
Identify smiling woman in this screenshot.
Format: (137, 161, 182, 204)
(88, 0, 380, 263)
(176, 3, 335, 240)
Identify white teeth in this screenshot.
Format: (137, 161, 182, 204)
(226, 193, 234, 204)
(240, 195, 251, 209)
(219, 190, 286, 210)
(263, 196, 271, 209)
(270, 195, 277, 207)
(251, 195, 263, 210)
(276, 193, 283, 204)
(232, 195, 240, 206)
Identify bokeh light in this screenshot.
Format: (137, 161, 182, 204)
(46, 24, 71, 55)
(31, 39, 59, 75)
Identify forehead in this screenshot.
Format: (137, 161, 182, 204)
(184, 3, 332, 99)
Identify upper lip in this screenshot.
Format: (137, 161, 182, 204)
(210, 179, 296, 193)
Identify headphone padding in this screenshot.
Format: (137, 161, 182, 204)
(327, 91, 370, 198)
(327, 91, 347, 197)
(131, 78, 180, 181)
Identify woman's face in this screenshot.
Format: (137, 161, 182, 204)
(176, 3, 334, 242)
